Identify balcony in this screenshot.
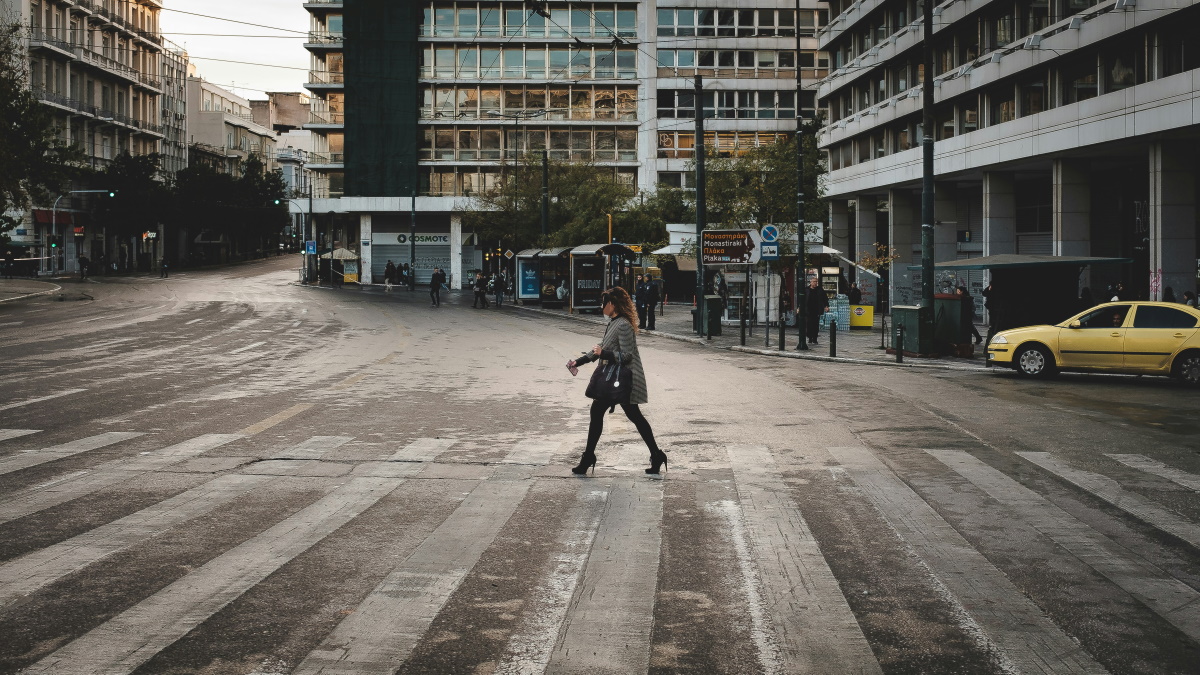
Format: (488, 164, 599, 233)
(305, 31, 343, 50)
(29, 29, 74, 57)
(303, 0, 344, 8)
(305, 70, 345, 89)
(136, 72, 163, 91)
(74, 47, 140, 83)
(307, 109, 345, 127)
(307, 152, 345, 168)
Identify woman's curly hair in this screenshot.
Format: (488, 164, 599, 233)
(602, 286, 638, 333)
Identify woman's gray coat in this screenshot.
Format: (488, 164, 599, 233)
(599, 316, 648, 405)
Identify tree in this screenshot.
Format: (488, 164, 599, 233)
(93, 153, 167, 240)
(462, 155, 637, 252)
(169, 155, 288, 261)
(0, 22, 81, 243)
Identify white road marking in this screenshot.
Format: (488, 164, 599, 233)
(184, 319, 203, 325)
(931, 449, 1200, 642)
(0, 321, 24, 327)
(707, 498, 783, 673)
(0, 474, 273, 606)
(76, 316, 109, 323)
(385, 437, 457, 462)
(295, 475, 531, 674)
(0, 434, 244, 524)
(0, 429, 41, 442)
(501, 439, 561, 466)
(495, 485, 608, 675)
(229, 341, 266, 354)
(547, 477, 663, 674)
(0, 388, 86, 412)
(0, 432, 144, 477)
(1019, 452, 1200, 549)
(270, 436, 354, 461)
(25, 477, 402, 675)
(729, 445, 880, 674)
(827, 446, 1105, 675)
(1106, 454, 1200, 492)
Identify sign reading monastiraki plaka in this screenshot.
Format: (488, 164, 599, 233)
(701, 229, 762, 265)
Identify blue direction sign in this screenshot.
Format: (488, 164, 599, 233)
(760, 242, 780, 261)
(760, 224, 779, 243)
(305, 240, 317, 255)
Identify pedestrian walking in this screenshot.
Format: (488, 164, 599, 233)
(494, 271, 506, 307)
(159, 258, 168, 279)
(473, 272, 490, 308)
(384, 260, 396, 291)
(429, 268, 444, 307)
(643, 274, 660, 330)
(1184, 290, 1198, 308)
(805, 276, 829, 345)
(78, 255, 89, 281)
(565, 287, 665, 476)
(634, 274, 647, 328)
(1163, 287, 1177, 303)
(1079, 286, 1094, 310)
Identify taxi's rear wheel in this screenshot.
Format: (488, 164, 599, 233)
(1015, 344, 1056, 378)
(1173, 350, 1200, 387)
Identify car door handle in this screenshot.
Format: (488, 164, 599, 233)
(1111, 332, 1121, 337)
(1174, 333, 1186, 338)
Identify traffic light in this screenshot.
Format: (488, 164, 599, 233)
(273, 199, 282, 205)
(107, 191, 117, 198)
(49, 235, 60, 249)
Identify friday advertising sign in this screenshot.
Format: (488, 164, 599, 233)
(571, 256, 605, 310)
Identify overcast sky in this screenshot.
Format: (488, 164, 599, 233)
(161, 0, 311, 101)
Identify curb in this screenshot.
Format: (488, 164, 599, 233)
(513, 303, 994, 373)
(0, 282, 63, 304)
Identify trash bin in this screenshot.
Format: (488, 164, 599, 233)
(691, 295, 723, 336)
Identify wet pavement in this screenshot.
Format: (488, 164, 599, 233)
(0, 256, 1196, 675)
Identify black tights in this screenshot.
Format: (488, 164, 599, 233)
(585, 399, 659, 456)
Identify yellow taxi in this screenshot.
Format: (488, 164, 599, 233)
(987, 301, 1200, 385)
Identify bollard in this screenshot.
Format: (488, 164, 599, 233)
(881, 316, 888, 350)
(778, 312, 785, 351)
(829, 318, 837, 357)
(895, 324, 904, 363)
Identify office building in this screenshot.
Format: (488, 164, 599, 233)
(816, 0, 1200, 307)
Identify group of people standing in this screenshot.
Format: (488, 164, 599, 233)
(634, 274, 660, 330)
(381, 260, 412, 291)
(473, 270, 511, 309)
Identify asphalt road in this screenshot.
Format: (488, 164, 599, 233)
(0, 255, 1197, 675)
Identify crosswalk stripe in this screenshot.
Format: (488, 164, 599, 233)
(0, 434, 244, 525)
(827, 446, 1106, 675)
(930, 449, 1200, 642)
(385, 437, 457, 462)
(294, 472, 531, 674)
(501, 439, 562, 465)
(0, 432, 144, 477)
(24, 477, 402, 675)
(494, 484, 608, 675)
(546, 477, 663, 674)
(1105, 454, 1200, 492)
(270, 436, 355, 460)
(0, 474, 273, 607)
(728, 445, 881, 674)
(0, 428, 41, 442)
(0, 389, 86, 412)
(1018, 452, 1200, 550)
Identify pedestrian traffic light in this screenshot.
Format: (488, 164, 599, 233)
(49, 236, 60, 249)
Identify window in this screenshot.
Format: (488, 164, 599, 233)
(1061, 58, 1097, 103)
(1133, 306, 1198, 328)
(1078, 305, 1130, 328)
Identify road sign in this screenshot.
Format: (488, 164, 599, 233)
(760, 243, 780, 261)
(504, 249, 514, 259)
(760, 224, 779, 243)
(305, 240, 316, 255)
(701, 229, 762, 265)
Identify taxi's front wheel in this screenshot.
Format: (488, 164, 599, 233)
(1173, 351, 1200, 387)
(1015, 344, 1056, 379)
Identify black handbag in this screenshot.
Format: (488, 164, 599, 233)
(585, 352, 632, 405)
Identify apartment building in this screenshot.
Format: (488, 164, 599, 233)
(3, 0, 167, 273)
(160, 42, 187, 176)
(302, 1, 830, 287)
(816, 0, 1200, 308)
(185, 74, 278, 175)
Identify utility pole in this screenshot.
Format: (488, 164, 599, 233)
(921, 0, 936, 316)
(541, 149, 549, 238)
(695, 75, 707, 340)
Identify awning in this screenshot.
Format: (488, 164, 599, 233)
(570, 243, 638, 257)
(516, 247, 542, 257)
(539, 246, 572, 258)
(319, 247, 359, 260)
(32, 209, 73, 225)
(908, 254, 1133, 270)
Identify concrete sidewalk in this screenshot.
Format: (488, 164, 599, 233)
(512, 300, 994, 373)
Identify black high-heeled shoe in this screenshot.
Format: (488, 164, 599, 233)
(645, 449, 668, 475)
(571, 452, 596, 476)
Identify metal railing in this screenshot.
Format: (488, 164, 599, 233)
(308, 109, 345, 125)
(306, 70, 345, 85)
(29, 29, 73, 52)
(306, 31, 343, 45)
(74, 46, 139, 80)
(307, 152, 345, 165)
